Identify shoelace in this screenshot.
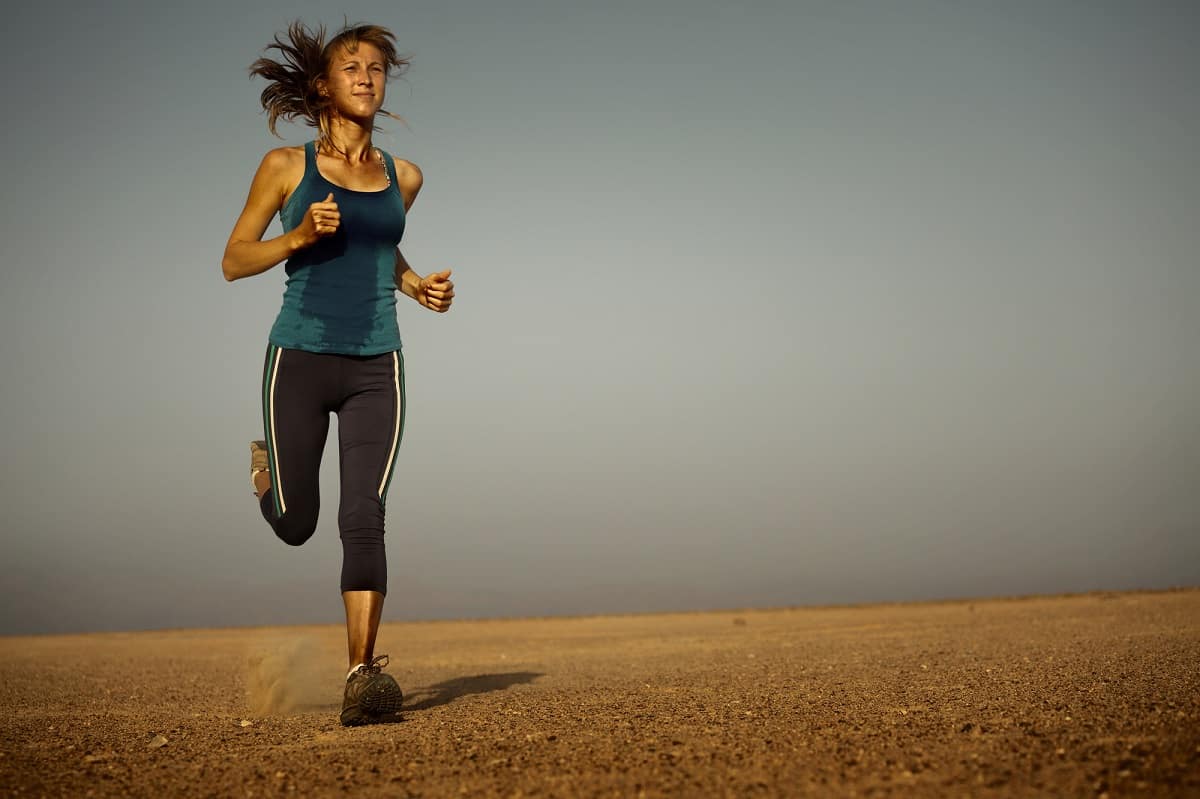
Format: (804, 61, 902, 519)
(357, 654, 390, 675)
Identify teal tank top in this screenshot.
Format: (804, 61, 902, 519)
(268, 141, 406, 355)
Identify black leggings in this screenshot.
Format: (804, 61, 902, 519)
(259, 343, 405, 595)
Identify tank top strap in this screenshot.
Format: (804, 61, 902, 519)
(304, 140, 317, 173)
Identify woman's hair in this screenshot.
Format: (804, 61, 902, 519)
(249, 21, 410, 154)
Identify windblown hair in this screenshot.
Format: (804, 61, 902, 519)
(249, 21, 410, 154)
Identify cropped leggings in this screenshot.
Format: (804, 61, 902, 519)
(258, 343, 404, 595)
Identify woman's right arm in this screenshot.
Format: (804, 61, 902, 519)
(221, 149, 337, 281)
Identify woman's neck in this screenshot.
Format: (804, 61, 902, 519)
(322, 117, 375, 162)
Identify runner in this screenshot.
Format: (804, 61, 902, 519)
(222, 20, 454, 726)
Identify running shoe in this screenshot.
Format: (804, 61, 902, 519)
(340, 654, 404, 727)
(250, 440, 269, 495)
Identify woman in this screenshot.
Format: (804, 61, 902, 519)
(222, 21, 454, 727)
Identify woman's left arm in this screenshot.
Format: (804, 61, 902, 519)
(395, 249, 454, 312)
(392, 157, 455, 313)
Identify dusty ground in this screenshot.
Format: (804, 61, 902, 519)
(2, 590, 1198, 798)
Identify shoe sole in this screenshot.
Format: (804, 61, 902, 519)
(340, 705, 402, 727)
(360, 674, 404, 715)
(339, 673, 404, 727)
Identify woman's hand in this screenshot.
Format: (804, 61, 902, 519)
(394, 250, 454, 312)
(290, 192, 341, 249)
(416, 269, 454, 313)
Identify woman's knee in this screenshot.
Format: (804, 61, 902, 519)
(260, 491, 320, 546)
(338, 494, 384, 534)
(272, 509, 319, 546)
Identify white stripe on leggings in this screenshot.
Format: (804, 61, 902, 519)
(269, 348, 287, 515)
(378, 351, 401, 498)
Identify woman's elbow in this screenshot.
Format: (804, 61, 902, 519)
(221, 252, 241, 282)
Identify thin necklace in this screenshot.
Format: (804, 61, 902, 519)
(376, 148, 391, 188)
(317, 140, 391, 188)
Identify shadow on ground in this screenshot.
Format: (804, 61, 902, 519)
(403, 672, 544, 712)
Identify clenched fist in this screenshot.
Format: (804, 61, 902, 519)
(293, 192, 341, 249)
(417, 269, 454, 313)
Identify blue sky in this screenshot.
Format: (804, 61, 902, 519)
(1, 0, 1197, 634)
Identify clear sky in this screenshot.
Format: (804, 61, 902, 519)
(1, 0, 1197, 635)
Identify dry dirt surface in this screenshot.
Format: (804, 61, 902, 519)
(2, 590, 1198, 798)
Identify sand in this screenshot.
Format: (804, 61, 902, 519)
(2, 589, 1198, 797)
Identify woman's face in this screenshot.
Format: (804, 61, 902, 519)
(323, 42, 387, 120)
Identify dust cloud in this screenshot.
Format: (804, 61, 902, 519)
(244, 635, 337, 716)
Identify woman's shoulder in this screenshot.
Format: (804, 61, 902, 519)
(390, 156, 423, 192)
(249, 146, 309, 211)
(259, 144, 307, 174)
(388, 156, 423, 209)
(255, 146, 308, 202)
